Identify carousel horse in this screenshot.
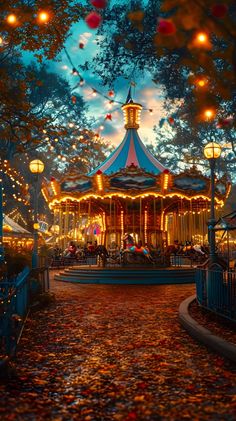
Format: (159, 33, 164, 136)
(165, 243, 181, 255)
(164, 242, 208, 264)
(94, 245, 110, 267)
(122, 234, 153, 264)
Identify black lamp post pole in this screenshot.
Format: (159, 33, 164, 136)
(32, 174, 39, 269)
(208, 157, 217, 265)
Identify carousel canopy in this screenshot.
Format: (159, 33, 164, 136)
(89, 128, 166, 176)
(89, 91, 167, 176)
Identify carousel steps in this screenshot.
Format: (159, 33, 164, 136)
(54, 266, 196, 285)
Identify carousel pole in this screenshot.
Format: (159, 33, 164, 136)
(65, 200, 69, 247)
(139, 197, 142, 243)
(161, 197, 164, 250)
(113, 197, 117, 244)
(154, 197, 157, 247)
(59, 206, 62, 249)
(109, 197, 112, 245)
(121, 209, 124, 247)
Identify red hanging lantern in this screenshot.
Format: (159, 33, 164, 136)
(217, 118, 232, 128)
(168, 117, 175, 125)
(79, 42, 84, 49)
(90, 0, 107, 8)
(85, 12, 102, 29)
(71, 96, 76, 104)
(108, 90, 114, 97)
(105, 113, 112, 120)
(157, 20, 176, 35)
(211, 4, 228, 18)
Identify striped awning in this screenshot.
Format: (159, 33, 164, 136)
(89, 128, 166, 175)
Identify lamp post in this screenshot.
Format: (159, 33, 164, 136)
(29, 159, 44, 268)
(203, 142, 221, 266)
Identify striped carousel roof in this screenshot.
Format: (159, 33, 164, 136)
(89, 128, 166, 175)
(89, 90, 167, 176)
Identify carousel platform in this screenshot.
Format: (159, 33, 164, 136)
(54, 265, 196, 285)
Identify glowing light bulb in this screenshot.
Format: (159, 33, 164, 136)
(204, 109, 215, 120)
(197, 79, 206, 87)
(100, 125, 104, 130)
(38, 11, 49, 23)
(7, 14, 17, 24)
(196, 32, 208, 44)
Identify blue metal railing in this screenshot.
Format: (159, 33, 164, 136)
(0, 266, 50, 367)
(195, 268, 236, 322)
(0, 267, 30, 364)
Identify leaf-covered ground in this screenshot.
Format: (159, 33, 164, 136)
(0, 274, 236, 420)
(189, 299, 236, 346)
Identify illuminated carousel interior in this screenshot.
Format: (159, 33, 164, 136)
(43, 92, 230, 251)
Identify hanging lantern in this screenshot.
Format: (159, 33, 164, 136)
(71, 96, 77, 104)
(85, 12, 102, 29)
(79, 42, 85, 49)
(157, 20, 176, 35)
(211, 4, 228, 18)
(91, 0, 107, 8)
(105, 113, 112, 120)
(216, 117, 232, 128)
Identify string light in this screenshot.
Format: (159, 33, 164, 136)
(6, 14, 17, 25)
(37, 11, 50, 23)
(194, 32, 210, 47)
(203, 109, 215, 120)
(196, 78, 208, 88)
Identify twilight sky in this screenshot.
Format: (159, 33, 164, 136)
(52, 19, 167, 147)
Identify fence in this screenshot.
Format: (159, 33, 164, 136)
(195, 268, 236, 322)
(0, 266, 49, 369)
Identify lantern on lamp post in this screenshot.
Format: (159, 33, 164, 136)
(29, 160, 44, 268)
(203, 142, 221, 265)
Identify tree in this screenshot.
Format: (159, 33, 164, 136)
(87, 0, 236, 180)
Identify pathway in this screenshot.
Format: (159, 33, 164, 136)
(0, 272, 236, 420)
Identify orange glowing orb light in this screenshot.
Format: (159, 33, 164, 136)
(196, 32, 208, 44)
(198, 79, 206, 87)
(196, 78, 208, 88)
(38, 11, 50, 23)
(204, 109, 215, 120)
(6, 14, 17, 24)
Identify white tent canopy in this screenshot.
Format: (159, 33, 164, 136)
(3, 215, 31, 234)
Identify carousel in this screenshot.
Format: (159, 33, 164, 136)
(42, 92, 230, 255)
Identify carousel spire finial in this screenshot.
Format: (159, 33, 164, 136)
(125, 86, 133, 104)
(122, 88, 142, 129)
